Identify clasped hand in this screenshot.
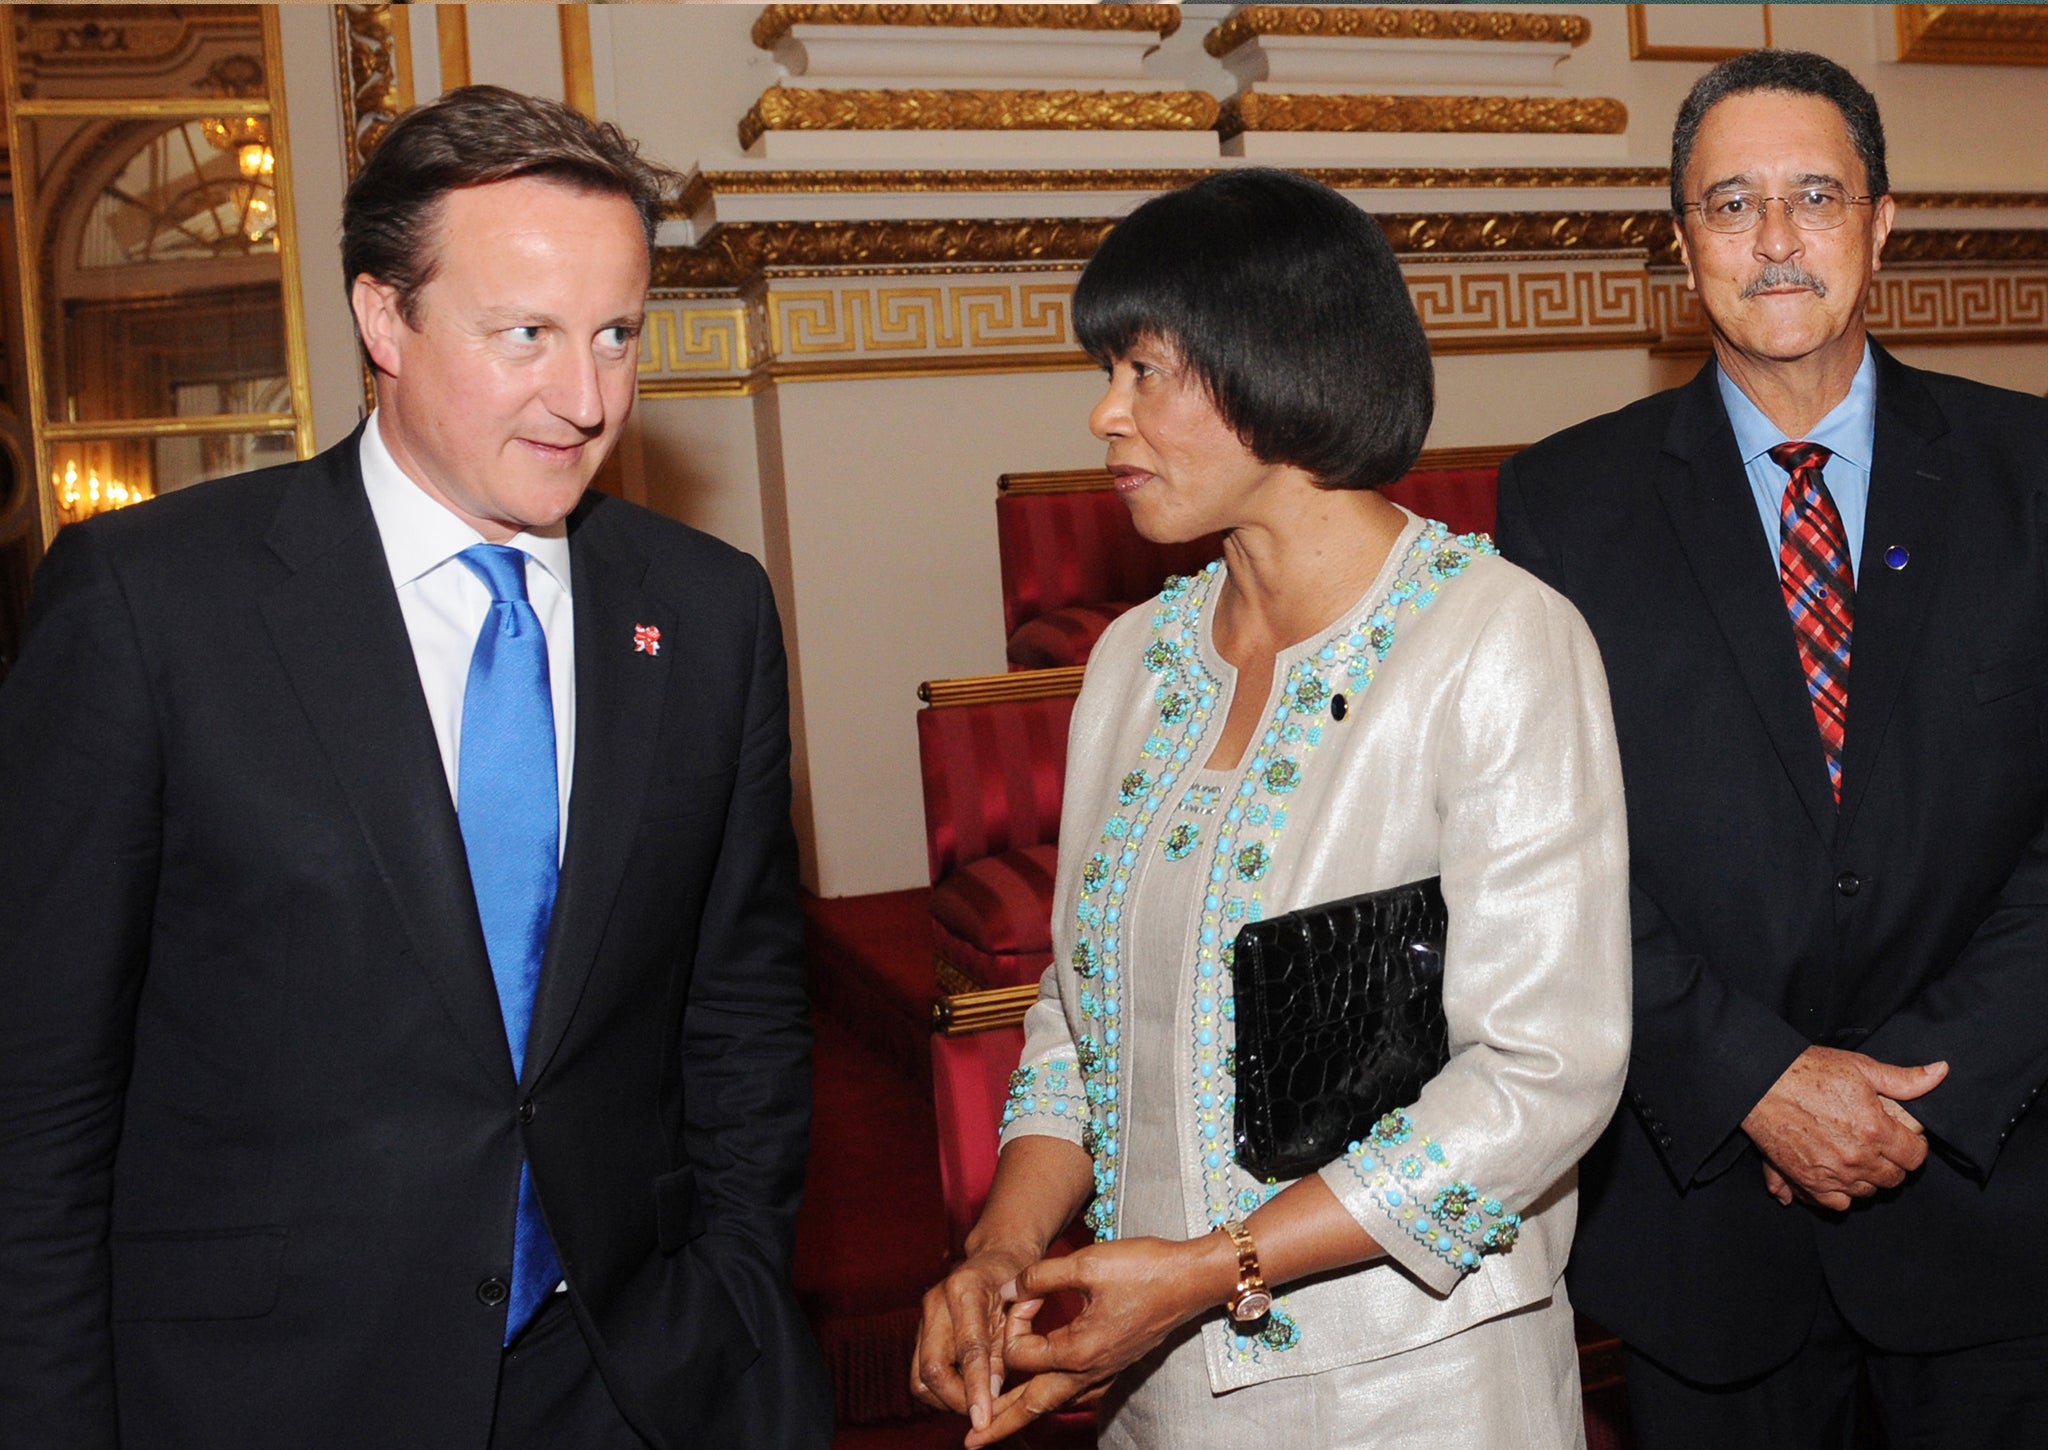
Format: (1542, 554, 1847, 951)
(912, 1234, 1226, 1447)
(1743, 1044, 1948, 1210)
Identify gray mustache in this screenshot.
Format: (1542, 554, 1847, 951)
(1742, 264, 1829, 299)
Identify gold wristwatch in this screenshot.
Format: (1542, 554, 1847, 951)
(1221, 1219, 1271, 1324)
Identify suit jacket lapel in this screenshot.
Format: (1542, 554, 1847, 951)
(257, 437, 513, 1085)
(522, 502, 672, 1087)
(1655, 363, 1840, 844)
(1837, 347, 1951, 837)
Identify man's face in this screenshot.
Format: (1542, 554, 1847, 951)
(353, 175, 649, 542)
(1676, 89, 1895, 373)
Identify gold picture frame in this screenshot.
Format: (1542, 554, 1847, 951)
(1628, 4, 1772, 62)
(1896, 5, 2048, 65)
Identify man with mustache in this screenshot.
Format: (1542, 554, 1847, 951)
(1498, 49, 2048, 1449)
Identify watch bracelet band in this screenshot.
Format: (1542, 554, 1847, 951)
(1222, 1218, 1269, 1320)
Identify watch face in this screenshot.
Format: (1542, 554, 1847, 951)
(1231, 1289, 1273, 1322)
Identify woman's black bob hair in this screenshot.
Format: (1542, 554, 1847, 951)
(1073, 168, 1434, 493)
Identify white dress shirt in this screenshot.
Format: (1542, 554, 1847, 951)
(358, 412, 576, 848)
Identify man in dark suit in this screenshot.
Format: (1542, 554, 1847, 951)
(0, 87, 831, 1448)
(1497, 50, 2048, 1450)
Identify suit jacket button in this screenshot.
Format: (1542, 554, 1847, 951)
(518, 1099, 536, 1124)
(1836, 872, 1862, 897)
(477, 1277, 509, 1307)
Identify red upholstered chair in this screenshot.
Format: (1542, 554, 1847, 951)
(930, 986, 1098, 1449)
(996, 469, 1223, 670)
(916, 667, 1085, 991)
(1382, 455, 1507, 538)
(929, 985, 1042, 1255)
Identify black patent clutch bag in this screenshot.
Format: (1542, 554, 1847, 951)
(1231, 876, 1451, 1182)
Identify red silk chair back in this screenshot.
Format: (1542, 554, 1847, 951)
(1382, 466, 1501, 537)
(996, 485, 1223, 641)
(930, 1022, 1025, 1256)
(916, 672, 1082, 888)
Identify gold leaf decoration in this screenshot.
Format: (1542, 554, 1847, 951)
(739, 87, 1222, 149)
(652, 218, 1120, 290)
(1206, 5, 1591, 58)
(1896, 4, 2048, 65)
(678, 165, 1674, 212)
(335, 5, 403, 179)
(1219, 92, 1628, 138)
(752, 4, 1182, 50)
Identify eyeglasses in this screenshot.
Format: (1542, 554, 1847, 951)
(1681, 187, 1877, 234)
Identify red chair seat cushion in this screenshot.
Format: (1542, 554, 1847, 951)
(1006, 601, 1135, 670)
(932, 843, 1058, 988)
(931, 842, 1058, 958)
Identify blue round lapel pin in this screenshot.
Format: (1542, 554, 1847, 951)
(1884, 545, 1909, 571)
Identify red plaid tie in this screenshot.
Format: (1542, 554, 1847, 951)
(1770, 441, 1853, 803)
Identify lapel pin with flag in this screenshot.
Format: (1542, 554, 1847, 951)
(633, 624, 662, 656)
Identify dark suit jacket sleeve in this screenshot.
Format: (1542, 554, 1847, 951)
(1858, 816, 2048, 1181)
(678, 561, 812, 1278)
(0, 525, 163, 1445)
(1497, 457, 1808, 1186)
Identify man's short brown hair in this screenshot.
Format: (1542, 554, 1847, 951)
(342, 84, 678, 328)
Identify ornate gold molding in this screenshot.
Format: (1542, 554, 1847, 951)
(1896, 192, 2048, 209)
(653, 214, 2048, 290)
(633, 214, 2048, 382)
(1207, 5, 1590, 58)
(1882, 229, 2048, 264)
(739, 87, 1222, 150)
(1219, 93, 1629, 139)
(640, 302, 763, 377)
(1896, 4, 2048, 65)
(334, 5, 404, 181)
(654, 218, 1115, 290)
(676, 170, 2048, 214)
(678, 164, 1672, 213)
(753, 5, 1182, 50)
(1652, 267, 2048, 351)
(1383, 211, 1673, 256)
(771, 281, 1072, 358)
(1405, 259, 1656, 347)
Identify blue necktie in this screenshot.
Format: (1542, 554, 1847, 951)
(454, 543, 563, 1344)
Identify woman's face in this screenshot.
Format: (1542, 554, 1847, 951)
(1088, 335, 1290, 544)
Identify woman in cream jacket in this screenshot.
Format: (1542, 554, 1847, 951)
(913, 169, 1631, 1450)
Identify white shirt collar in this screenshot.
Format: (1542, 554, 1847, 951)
(358, 410, 573, 597)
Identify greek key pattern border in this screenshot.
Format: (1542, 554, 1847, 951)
(1650, 269, 2048, 347)
(639, 261, 2048, 389)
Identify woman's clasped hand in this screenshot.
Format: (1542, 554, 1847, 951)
(918, 1231, 1235, 1448)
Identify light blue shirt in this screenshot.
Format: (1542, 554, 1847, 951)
(1716, 342, 1876, 581)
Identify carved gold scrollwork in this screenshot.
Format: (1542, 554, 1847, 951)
(1880, 230, 2048, 265)
(751, 5, 1183, 50)
(1896, 4, 2048, 65)
(1219, 92, 1628, 139)
(1383, 211, 1673, 256)
(1206, 5, 1591, 58)
(648, 216, 2048, 305)
(653, 218, 1117, 291)
(677, 165, 1673, 212)
(335, 5, 404, 179)
(738, 87, 1222, 150)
